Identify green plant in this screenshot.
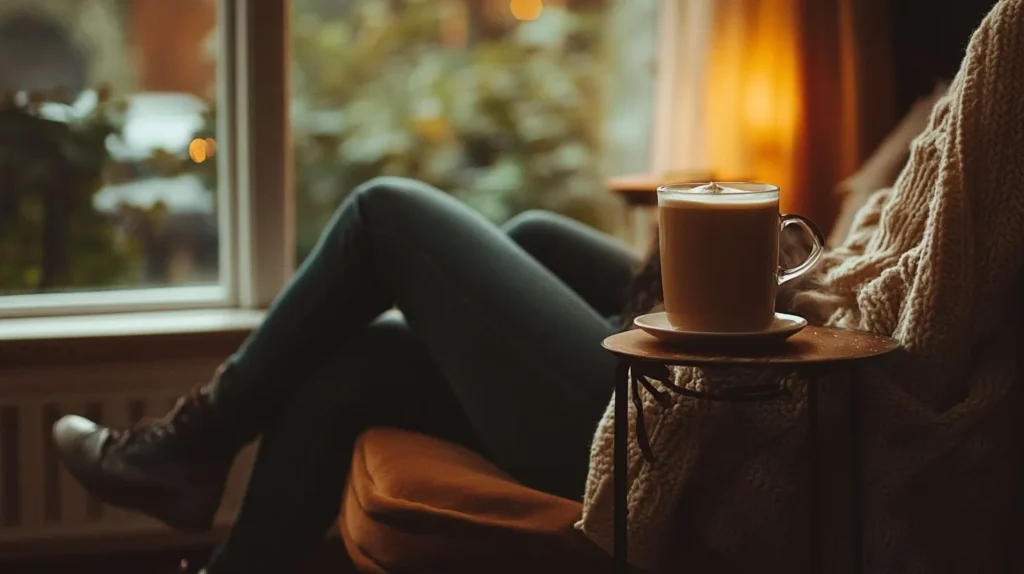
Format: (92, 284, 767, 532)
(0, 86, 219, 294)
(0, 92, 141, 293)
(290, 0, 622, 260)
(0, 0, 630, 292)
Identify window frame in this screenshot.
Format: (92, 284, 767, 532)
(0, 0, 292, 319)
(0, 0, 689, 321)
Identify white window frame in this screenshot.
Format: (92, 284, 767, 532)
(0, 0, 698, 320)
(0, 0, 292, 319)
(231, 0, 294, 309)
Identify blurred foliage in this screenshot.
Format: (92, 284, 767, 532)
(1, 0, 626, 293)
(0, 89, 212, 293)
(0, 90, 139, 293)
(290, 0, 623, 260)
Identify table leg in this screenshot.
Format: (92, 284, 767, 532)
(808, 375, 823, 574)
(614, 360, 630, 570)
(850, 369, 864, 574)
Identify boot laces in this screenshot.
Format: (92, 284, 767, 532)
(112, 384, 212, 451)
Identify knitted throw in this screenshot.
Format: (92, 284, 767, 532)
(577, 1, 1024, 572)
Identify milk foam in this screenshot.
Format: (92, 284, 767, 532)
(659, 181, 777, 206)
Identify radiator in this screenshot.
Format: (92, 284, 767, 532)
(0, 356, 256, 550)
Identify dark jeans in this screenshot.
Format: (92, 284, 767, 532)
(205, 177, 639, 573)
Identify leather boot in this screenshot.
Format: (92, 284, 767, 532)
(52, 382, 239, 533)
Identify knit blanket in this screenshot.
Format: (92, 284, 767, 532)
(577, 1, 1024, 572)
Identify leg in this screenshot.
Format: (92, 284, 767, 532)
(206, 215, 638, 573)
(808, 376, 822, 574)
(204, 313, 476, 574)
(502, 210, 640, 317)
(850, 367, 863, 574)
(54, 177, 626, 527)
(213, 178, 622, 497)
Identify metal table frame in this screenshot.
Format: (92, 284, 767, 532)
(608, 355, 877, 574)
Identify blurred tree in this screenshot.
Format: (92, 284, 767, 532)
(1, 0, 642, 292)
(0, 88, 213, 293)
(290, 0, 624, 260)
(0, 91, 142, 293)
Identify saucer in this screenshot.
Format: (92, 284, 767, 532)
(633, 312, 807, 347)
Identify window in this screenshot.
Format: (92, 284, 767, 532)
(0, 0, 225, 311)
(1, 0, 672, 319)
(289, 0, 662, 261)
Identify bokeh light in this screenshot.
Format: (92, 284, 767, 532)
(510, 0, 543, 21)
(188, 138, 208, 163)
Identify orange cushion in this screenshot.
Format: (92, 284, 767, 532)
(339, 427, 615, 574)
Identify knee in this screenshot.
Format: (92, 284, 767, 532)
(351, 176, 424, 210)
(502, 210, 564, 248)
(350, 177, 457, 224)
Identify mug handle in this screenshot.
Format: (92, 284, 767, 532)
(778, 214, 825, 286)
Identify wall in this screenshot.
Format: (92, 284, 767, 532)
(890, 0, 997, 118)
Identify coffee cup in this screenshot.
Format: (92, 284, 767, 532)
(657, 182, 824, 333)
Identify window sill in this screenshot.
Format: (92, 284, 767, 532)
(0, 309, 264, 367)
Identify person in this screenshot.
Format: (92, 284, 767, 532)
(55, 2, 1007, 571)
(577, 2, 1024, 572)
(51, 73, 963, 574)
(52, 177, 641, 574)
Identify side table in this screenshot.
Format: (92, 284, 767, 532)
(602, 326, 899, 574)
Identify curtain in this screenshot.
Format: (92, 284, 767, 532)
(703, 0, 801, 211)
(791, 0, 895, 227)
(698, 0, 894, 229)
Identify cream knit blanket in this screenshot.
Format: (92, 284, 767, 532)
(577, 1, 1024, 572)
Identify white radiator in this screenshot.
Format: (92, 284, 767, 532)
(0, 355, 255, 550)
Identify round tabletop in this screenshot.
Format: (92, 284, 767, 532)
(606, 172, 753, 206)
(602, 326, 899, 367)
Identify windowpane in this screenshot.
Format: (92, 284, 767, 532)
(0, 0, 221, 296)
(291, 0, 660, 261)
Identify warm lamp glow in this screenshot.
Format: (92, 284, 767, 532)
(510, 0, 543, 21)
(702, 1, 801, 212)
(744, 75, 776, 137)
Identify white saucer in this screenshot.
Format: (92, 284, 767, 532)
(633, 312, 807, 347)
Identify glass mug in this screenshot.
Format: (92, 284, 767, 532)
(657, 182, 824, 333)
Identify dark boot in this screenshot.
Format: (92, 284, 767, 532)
(52, 382, 239, 533)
